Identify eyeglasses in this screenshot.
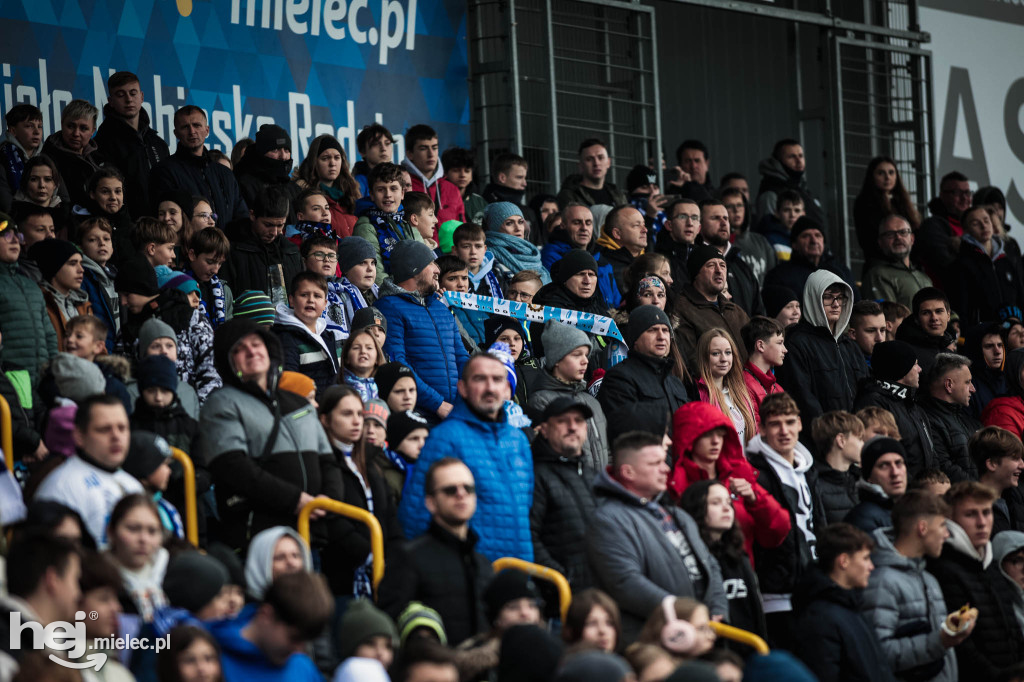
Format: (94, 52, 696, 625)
(0, 230, 23, 243)
(942, 188, 973, 199)
(431, 483, 476, 497)
(822, 292, 848, 305)
(671, 213, 700, 223)
(880, 228, 912, 239)
(310, 251, 338, 262)
(195, 211, 218, 221)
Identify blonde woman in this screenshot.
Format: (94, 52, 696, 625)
(695, 327, 757, 444)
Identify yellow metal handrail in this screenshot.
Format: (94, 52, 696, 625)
(0, 393, 12, 471)
(492, 557, 572, 622)
(709, 621, 770, 655)
(298, 498, 385, 596)
(169, 447, 198, 547)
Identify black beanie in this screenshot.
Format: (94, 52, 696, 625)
(763, 285, 800, 319)
(253, 123, 291, 156)
(317, 135, 344, 156)
(626, 164, 657, 194)
(137, 354, 179, 393)
(29, 239, 79, 283)
(790, 216, 823, 243)
(554, 249, 599, 286)
(871, 340, 918, 383)
(686, 244, 726, 281)
(498, 625, 564, 682)
(157, 189, 194, 221)
(484, 570, 542, 624)
(387, 409, 430, 447)
(483, 315, 528, 349)
(626, 304, 672, 348)
(122, 430, 172, 481)
(163, 551, 229, 614)
(375, 361, 414, 400)
(860, 436, 907, 477)
(115, 256, 160, 296)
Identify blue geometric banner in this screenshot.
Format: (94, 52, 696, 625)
(0, 0, 469, 164)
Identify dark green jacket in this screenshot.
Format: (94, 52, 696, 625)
(0, 262, 57, 384)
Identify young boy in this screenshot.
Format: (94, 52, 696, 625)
(30, 239, 92, 351)
(131, 217, 177, 268)
(186, 227, 234, 328)
(76, 217, 119, 350)
(452, 222, 502, 297)
(437, 254, 486, 349)
(287, 187, 337, 247)
(63, 315, 133, 413)
(272, 271, 341, 396)
(352, 162, 425, 283)
(0, 103, 43, 210)
(130, 352, 200, 455)
(378, 408, 431, 503)
(442, 147, 486, 225)
(856, 406, 901, 440)
(810, 410, 865, 524)
(909, 468, 951, 497)
(404, 191, 439, 249)
(756, 189, 804, 260)
(741, 316, 787, 417)
(305, 235, 379, 342)
(881, 300, 911, 342)
(482, 153, 532, 229)
(121, 427, 186, 538)
(354, 123, 396, 207)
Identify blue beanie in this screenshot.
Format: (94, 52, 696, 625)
(484, 202, 524, 233)
(487, 341, 518, 394)
(137, 354, 179, 393)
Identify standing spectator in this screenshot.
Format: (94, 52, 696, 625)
(740, 316, 787, 421)
(401, 124, 465, 225)
(398, 353, 533, 561)
(674, 245, 750, 371)
(93, 71, 169, 219)
(292, 134, 360, 237)
(965, 322, 1005, 419)
(596, 205, 648, 302)
(811, 411, 865, 524)
(442, 147, 487, 225)
(76, 217, 120, 349)
(972, 427, 1024, 535)
(699, 199, 764, 316)
(895, 288, 956, 377)
(233, 124, 299, 223)
(353, 162, 425, 282)
(950, 205, 1024, 326)
(534, 249, 610, 325)
(983, 347, 1024, 438)
(542, 203, 597, 271)
(845, 437, 908, 534)
(723, 185, 776, 286)
(42, 99, 104, 210)
(913, 171, 972, 282)
(755, 138, 826, 228)
(0, 103, 43, 213)
(694, 328, 757, 444)
(763, 284, 802, 329)
(920, 353, 982, 482)
(845, 300, 887, 369)
(654, 198, 701, 292)
(480, 153, 533, 223)
(764, 216, 858, 301)
(482, 202, 549, 287)
(31, 239, 92, 351)
(854, 157, 922, 264)
(185, 227, 234, 329)
(754, 190, 805, 261)
(272, 271, 341, 397)
(224, 185, 302, 296)
(861, 215, 933, 308)
(557, 139, 627, 209)
(353, 123, 395, 211)
(375, 240, 469, 418)
(378, 458, 494, 646)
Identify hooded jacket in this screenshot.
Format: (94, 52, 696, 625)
(792, 568, 897, 682)
(993, 530, 1024, 636)
(93, 104, 169, 219)
(244, 526, 313, 600)
(271, 303, 341, 397)
(951, 235, 1024, 327)
(149, 146, 249, 229)
(0, 261, 58, 385)
(774, 270, 857, 423)
(927, 520, 1024, 681)
(199, 319, 337, 551)
(402, 158, 465, 226)
(596, 351, 690, 440)
(527, 370, 609, 476)
(209, 603, 321, 682)
(586, 468, 728, 637)
(42, 131, 105, 210)
(375, 279, 470, 413)
(673, 283, 750, 373)
(668, 403, 790, 565)
(854, 379, 937, 478)
(529, 435, 598, 590)
(223, 217, 303, 297)
(919, 395, 982, 483)
(398, 398, 534, 562)
(40, 282, 92, 352)
(755, 156, 826, 227)
(982, 347, 1024, 439)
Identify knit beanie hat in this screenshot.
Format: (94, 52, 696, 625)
(484, 569, 542, 624)
(542, 320, 592, 368)
(317, 135, 343, 156)
(626, 164, 658, 194)
(162, 551, 229, 614)
(29, 239, 79, 283)
(438, 219, 462, 253)
(626, 304, 672, 348)
(351, 306, 387, 335)
(389, 240, 436, 282)
(763, 285, 800, 319)
(253, 123, 291, 156)
(497, 625, 564, 682)
(137, 354, 179, 393)
(686, 244, 726, 281)
(396, 601, 447, 646)
(122, 430, 173, 481)
(375, 362, 413, 400)
(50, 353, 105, 402)
(554, 249, 599, 286)
(338, 598, 398, 661)
(387, 409, 430, 448)
(232, 290, 276, 326)
(337, 236, 377, 274)
(871, 340, 918, 382)
(155, 266, 200, 296)
(363, 398, 391, 427)
(157, 189, 195, 221)
(790, 216, 824, 242)
(483, 202, 524, 233)
(483, 315, 528, 350)
(860, 436, 908, 477)
(138, 318, 178, 356)
(487, 341, 518, 394)
(278, 371, 315, 398)
(114, 256, 160, 297)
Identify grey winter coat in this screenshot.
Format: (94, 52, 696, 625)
(993, 530, 1024, 637)
(527, 371, 609, 476)
(862, 528, 957, 682)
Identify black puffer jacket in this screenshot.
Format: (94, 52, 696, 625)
(844, 481, 895, 534)
(895, 319, 955, 378)
(854, 379, 937, 478)
(927, 525, 1024, 681)
(919, 395, 982, 482)
(775, 321, 858, 425)
(222, 218, 303, 296)
(813, 460, 860, 525)
(949, 237, 1024, 326)
(597, 352, 690, 441)
(377, 521, 495, 646)
(93, 104, 169, 219)
(793, 568, 897, 682)
(149, 147, 249, 228)
(529, 436, 597, 590)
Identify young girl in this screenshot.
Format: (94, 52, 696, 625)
(293, 134, 360, 237)
(635, 596, 717, 661)
(343, 328, 384, 402)
(377, 409, 431, 505)
(159, 624, 225, 682)
(680, 479, 767, 641)
(105, 493, 169, 623)
(696, 328, 757, 444)
(189, 196, 216, 241)
(562, 588, 621, 653)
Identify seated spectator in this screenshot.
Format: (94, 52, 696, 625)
(75, 169, 132, 253)
(853, 156, 922, 264)
(443, 147, 487, 225)
(543, 203, 597, 271)
(12, 156, 65, 235)
(561, 588, 620, 653)
(861, 215, 932, 308)
(557, 138, 626, 210)
(104, 493, 169, 622)
(272, 271, 341, 397)
(723, 184, 776, 286)
(622, 643, 678, 682)
(694, 328, 757, 444)
(224, 185, 302, 296)
(587, 430, 728, 638)
(535, 249, 610, 323)
(209, 571, 331, 682)
(122, 428, 186, 539)
(763, 284, 802, 329)
(654, 198, 701, 292)
(882, 299, 911, 341)
(753, 189, 804, 261)
(31, 239, 91, 351)
(243, 526, 312, 601)
(130, 353, 199, 455)
(292, 134, 360, 237)
(634, 596, 717, 661)
(124, 318, 200, 418)
(75, 217, 119, 349)
(130, 217, 177, 269)
(61, 315, 131, 413)
(341, 328, 384, 402)
(793, 523, 894, 682)
(0, 329, 45, 464)
(483, 201, 549, 287)
(353, 123, 395, 212)
(919, 353, 982, 483)
(965, 322, 1005, 419)
(318, 236, 379, 341)
(0, 218, 57, 384)
(698, 199, 764, 316)
(993, 531, 1024, 641)
(895, 288, 957, 377)
(436, 254, 486, 350)
(378, 457, 494, 646)
(913, 171, 971, 284)
(952, 205, 1024, 326)
(972, 427, 1024, 535)
(764, 216, 858, 302)
(595, 205, 648, 304)
(401, 124, 465, 225)
(854, 340, 937, 477)
(12, 202, 56, 282)
(0, 103, 43, 213)
(43, 99, 103, 218)
(159, 626, 226, 682)
(845, 300, 886, 370)
(184, 227, 233, 329)
(75, 551, 135, 677)
(336, 598, 399, 671)
(34, 394, 142, 547)
(452, 222, 501, 297)
(810, 411, 865, 524)
(162, 551, 234, 621)
(674, 245, 750, 371)
(845, 437, 908, 534)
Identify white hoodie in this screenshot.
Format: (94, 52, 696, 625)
(747, 434, 817, 554)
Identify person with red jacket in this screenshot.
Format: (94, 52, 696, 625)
(983, 346, 1024, 440)
(401, 124, 465, 231)
(741, 316, 787, 424)
(668, 401, 791, 565)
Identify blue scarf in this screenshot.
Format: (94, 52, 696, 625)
(285, 219, 338, 244)
(187, 270, 227, 328)
(324, 277, 377, 338)
(468, 251, 503, 298)
(364, 208, 408, 272)
(485, 231, 551, 284)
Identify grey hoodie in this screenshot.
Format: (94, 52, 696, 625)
(243, 526, 313, 600)
(802, 269, 853, 340)
(993, 530, 1024, 633)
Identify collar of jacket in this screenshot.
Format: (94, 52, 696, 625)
(871, 378, 914, 401)
(427, 519, 481, 551)
(681, 282, 728, 308)
(532, 435, 585, 473)
(173, 146, 212, 166)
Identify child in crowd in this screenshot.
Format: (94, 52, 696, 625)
(278, 370, 318, 406)
(342, 328, 384, 402)
(130, 353, 200, 456)
(353, 123, 395, 212)
(132, 217, 177, 269)
(636, 596, 718, 661)
(156, 189, 192, 253)
(128, 318, 200, 419)
(452, 222, 502, 298)
(378, 409, 431, 504)
(308, 235, 379, 342)
(741, 316, 787, 421)
(63, 315, 132, 412)
(696, 328, 757, 445)
(13, 203, 55, 282)
(76, 217, 119, 349)
(272, 271, 341, 396)
(755, 189, 804, 260)
(0, 103, 43, 208)
(350, 306, 388, 351)
(506, 269, 543, 305)
(484, 315, 538, 406)
(105, 493, 170, 623)
(810, 411, 865, 524)
(375, 361, 417, 414)
(79, 168, 132, 252)
(881, 300, 911, 341)
(155, 266, 202, 310)
(857, 406, 902, 439)
(404, 191, 439, 249)
(442, 147, 486, 225)
(336, 599, 399, 671)
(13, 151, 62, 215)
(288, 187, 336, 246)
(185, 227, 233, 328)
(909, 468, 951, 496)
(353, 162, 424, 283)
(121, 429, 185, 539)
(437, 254, 486, 349)
(363, 398, 390, 447)
(31, 238, 92, 351)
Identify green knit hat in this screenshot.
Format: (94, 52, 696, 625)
(438, 219, 462, 254)
(338, 598, 399, 660)
(396, 601, 447, 646)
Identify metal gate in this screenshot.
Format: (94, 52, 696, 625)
(468, 0, 662, 197)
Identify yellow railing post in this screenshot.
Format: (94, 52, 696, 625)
(491, 557, 572, 622)
(297, 498, 385, 597)
(708, 621, 771, 655)
(169, 447, 198, 547)
(0, 393, 12, 472)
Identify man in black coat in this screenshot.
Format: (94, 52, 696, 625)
(222, 185, 302, 296)
(928, 481, 1024, 681)
(844, 437, 907, 534)
(529, 397, 598, 591)
(149, 105, 249, 229)
(895, 288, 957, 378)
(793, 523, 896, 682)
(653, 198, 701, 292)
(764, 216, 858, 302)
(920, 353, 983, 482)
(854, 341, 937, 478)
(377, 458, 494, 646)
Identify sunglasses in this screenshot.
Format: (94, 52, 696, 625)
(431, 483, 476, 497)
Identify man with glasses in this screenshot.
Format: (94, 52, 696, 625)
(379, 457, 495, 646)
(654, 197, 702, 292)
(862, 214, 933, 309)
(149, 104, 248, 228)
(914, 171, 973, 282)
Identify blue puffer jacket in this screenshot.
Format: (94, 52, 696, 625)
(399, 399, 534, 562)
(541, 237, 572, 271)
(375, 279, 469, 413)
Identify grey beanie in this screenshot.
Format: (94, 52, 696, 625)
(337, 236, 377, 274)
(626, 304, 673, 347)
(542, 321, 592, 368)
(389, 240, 435, 281)
(138, 318, 178, 357)
(51, 353, 106, 402)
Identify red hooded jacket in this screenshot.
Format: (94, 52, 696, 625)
(668, 402, 791, 564)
